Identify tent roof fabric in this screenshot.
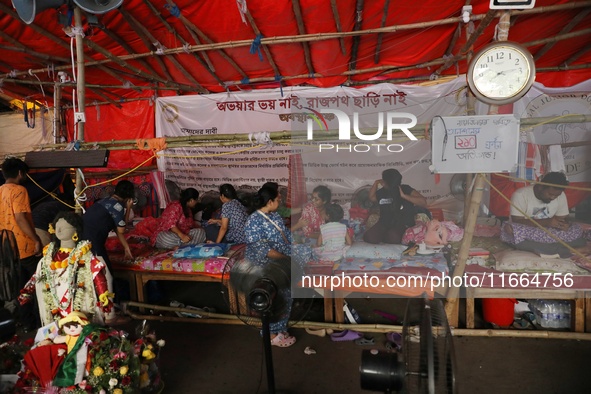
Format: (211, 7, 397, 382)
(0, 0, 590, 108)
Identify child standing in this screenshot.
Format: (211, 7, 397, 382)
(314, 203, 352, 261)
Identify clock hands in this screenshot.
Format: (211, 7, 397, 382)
(490, 69, 518, 80)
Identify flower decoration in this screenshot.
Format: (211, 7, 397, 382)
(17, 327, 142, 394)
(134, 321, 164, 392)
(13, 322, 163, 393)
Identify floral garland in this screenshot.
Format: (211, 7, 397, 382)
(38, 240, 97, 320)
(14, 328, 141, 394)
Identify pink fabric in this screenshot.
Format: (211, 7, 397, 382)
(288, 154, 307, 209)
(150, 201, 196, 245)
(300, 202, 324, 237)
(402, 220, 464, 246)
(151, 170, 170, 209)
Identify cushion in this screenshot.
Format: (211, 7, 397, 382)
(344, 242, 406, 260)
(173, 243, 230, 258)
(494, 249, 588, 274)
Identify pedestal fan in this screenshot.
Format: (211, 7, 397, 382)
(360, 296, 457, 394)
(221, 246, 303, 394)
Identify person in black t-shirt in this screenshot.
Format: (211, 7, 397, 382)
(32, 195, 74, 246)
(363, 168, 429, 244)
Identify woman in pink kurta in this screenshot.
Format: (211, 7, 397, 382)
(151, 188, 205, 249)
(291, 185, 331, 240)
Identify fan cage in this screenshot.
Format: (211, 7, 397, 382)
(221, 249, 293, 328)
(402, 298, 456, 394)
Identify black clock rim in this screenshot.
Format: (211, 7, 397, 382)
(466, 41, 536, 106)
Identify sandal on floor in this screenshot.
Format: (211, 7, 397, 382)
(306, 328, 326, 337)
(330, 329, 363, 342)
(386, 332, 402, 351)
(354, 336, 375, 346)
(271, 333, 296, 348)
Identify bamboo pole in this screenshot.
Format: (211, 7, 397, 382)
(374, 0, 390, 64)
(329, 0, 347, 56)
(121, 7, 209, 94)
(7, 1, 591, 81)
(292, 0, 315, 76)
(244, 10, 281, 77)
(432, 10, 497, 79)
(28, 113, 591, 152)
(124, 301, 591, 340)
(447, 10, 513, 327)
(141, 0, 223, 88)
(161, 0, 249, 80)
(534, 9, 591, 61)
(348, 0, 365, 76)
(97, 24, 166, 82)
(564, 42, 591, 65)
(118, 7, 175, 83)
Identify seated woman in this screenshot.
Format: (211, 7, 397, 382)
(208, 183, 248, 244)
(19, 212, 114, 326)
(363, 168, 428, 244)
(501, 171, 586, 257)
(291, 185, 331, 242)
(244, 185, 312, 348)
(151, 188, 206, 249)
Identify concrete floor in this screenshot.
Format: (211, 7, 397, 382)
(125, 281, 591, 394)
(143, 321, 591, 394)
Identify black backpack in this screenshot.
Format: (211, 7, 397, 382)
(0, 229, 20, 301)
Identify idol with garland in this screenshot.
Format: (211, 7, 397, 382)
(19, 211, 114, 326)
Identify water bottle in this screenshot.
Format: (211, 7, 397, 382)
(558, 301, 571, 329)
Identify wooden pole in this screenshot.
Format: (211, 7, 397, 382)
(445, 174, 487, 324)
(124, 301, 591, 340)
(446, 10, 512, 326)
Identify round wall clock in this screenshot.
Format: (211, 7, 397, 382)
(467, 41, 536, 105)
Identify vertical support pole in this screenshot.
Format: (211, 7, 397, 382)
(446, 10, 512, 326)
(53, 82, 61, 144)
(74, 6, 86, 214)
(445, 174, 486, 325)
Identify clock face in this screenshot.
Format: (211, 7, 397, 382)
(467, 42, 535, 105)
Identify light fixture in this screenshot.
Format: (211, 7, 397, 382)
(72, 0, 123, 15)
(490, 0, 535, 9)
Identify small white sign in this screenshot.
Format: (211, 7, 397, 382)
(430, 115, 520, 174)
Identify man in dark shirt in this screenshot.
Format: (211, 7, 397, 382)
(82, 180, 134, 272)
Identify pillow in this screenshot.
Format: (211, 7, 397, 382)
(494, 249, 588, 274)
(344, 242, 407, 260)
(173, 243, 230, 258)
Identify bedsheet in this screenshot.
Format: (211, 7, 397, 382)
(107, 236, 236, 277)
(334, 253, 449, 275)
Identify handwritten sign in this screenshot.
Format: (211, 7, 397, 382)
(430, 115, 520, 174)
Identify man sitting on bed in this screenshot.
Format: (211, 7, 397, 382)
(501, 171, 586, 258)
